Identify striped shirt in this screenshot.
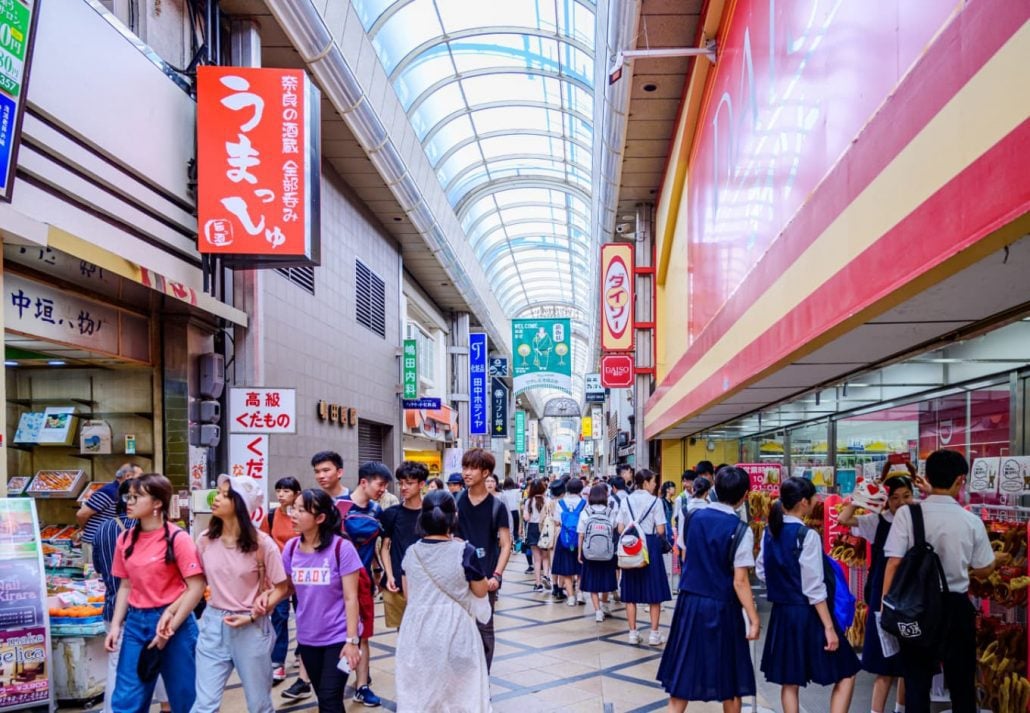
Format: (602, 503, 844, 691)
(92, 515, 136, 622)
(81, 482, 119, 544)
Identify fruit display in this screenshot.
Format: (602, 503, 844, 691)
(970, 520, 1028, 607)
(25, 469, 87, 498)
(48, 605, 102, 619)
(977, 617, 1029, 712)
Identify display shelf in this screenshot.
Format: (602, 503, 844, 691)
(7, 397, 95, 408)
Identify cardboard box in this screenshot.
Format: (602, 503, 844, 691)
(37, 407, 79, 446)
(79, 420, 112, 455)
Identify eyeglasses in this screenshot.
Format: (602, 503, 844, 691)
(121, 493, 141, 504)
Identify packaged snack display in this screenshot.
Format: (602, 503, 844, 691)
(26, 470, 87, 499)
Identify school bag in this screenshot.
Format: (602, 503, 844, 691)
(558, 499, 586, 551)
(617, 497, 656, 569)
(537, 501, 556, 550)
(880, 504, 948, 648)
(796, 526, 857, 630)
(335, 499, 382, 549)
(582, 506, 616, 561)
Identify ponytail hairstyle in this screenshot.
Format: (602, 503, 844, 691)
(417, 489, 458, 537)
(633, 468, 657, 494)
(207, 484, 259, 553)
(124, 473, 175, 563)
(768, 476, 816, 539)
(296, 489, 341, 551)
(691, 476, 712, 500)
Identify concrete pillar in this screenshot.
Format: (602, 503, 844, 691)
(449, 312, 470, 447)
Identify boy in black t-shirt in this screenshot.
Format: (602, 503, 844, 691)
(454, 448, 512, 671)
(380, 461, 429, 628)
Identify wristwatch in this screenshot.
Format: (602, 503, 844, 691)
(345, 637, 360, 645)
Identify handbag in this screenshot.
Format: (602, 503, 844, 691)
(537, 502, 556, 550)
(412, 544, 491, 624)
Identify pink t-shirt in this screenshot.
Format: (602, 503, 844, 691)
(112, 525, 204, 608)
(282, 535, 363, 646)
(196, 531, 287, 612)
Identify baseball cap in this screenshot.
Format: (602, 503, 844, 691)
(447, 472, 464, 484)
(217, 474, 263, 516)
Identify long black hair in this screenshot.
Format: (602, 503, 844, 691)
(123, 473, 176, 563)
(206, 484, 259, 553)
(296, 489, 341, 551)
(768, 476, 817, 539)
(418, 490, 458, 537)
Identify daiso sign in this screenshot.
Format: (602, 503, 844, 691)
(601, 354, 634, 388)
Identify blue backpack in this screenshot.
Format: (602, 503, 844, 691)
(797, 527, 856, 630)
(558, 499, 585, 551)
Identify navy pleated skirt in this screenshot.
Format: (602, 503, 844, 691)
(580, 557, 617, 593)
(861, 607, 903, 676)
(760, 602, 861, 686)
(620, 534, 671, 603)
(657, 591, 756, 701)
(551, 544, 580, 576)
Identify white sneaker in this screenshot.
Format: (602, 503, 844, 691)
(628, 629, 640, 645)
(648, 629, 663, 646)
(566, 596, 577, 607)
(602, 602, 612, 615)
(576, 591, 586, 604)
(595, 610, 605, 622)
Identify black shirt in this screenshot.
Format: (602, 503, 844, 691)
(454, 491, 509, 577)
(380, 504, 421, 582)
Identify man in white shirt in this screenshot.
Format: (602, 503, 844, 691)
(882, 449, 997, 713)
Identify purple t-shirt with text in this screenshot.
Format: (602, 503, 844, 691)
(282, 534, 364, 646)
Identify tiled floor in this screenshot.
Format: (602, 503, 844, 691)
(64, 560, 887, 712)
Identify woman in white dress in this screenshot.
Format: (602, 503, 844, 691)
(396, 490, 492, 712)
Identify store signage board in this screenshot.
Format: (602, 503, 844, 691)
(514, 410, 526, 454)
(197, 66, 321, 265)
(0, 0, 40, 203)
(0, 498, 52, 710)
(402, 339, 418, 399)
(600, 244, 634, 351)
(512, 318, 572, 395)
(229, 387, 296, 433)
(5, 271, 121, 354)
(590, 406, 603, 438)
(491, 377, 508, 438)
(581, 416, 592, 439)
(585, 372, 607, 402)
(737, 463, 782, 495)
(600, 354, 634, 388)
(488, 357, 508, 377)
(469, 333, 488, 435)
(228, 434, 268, 525)
(402, 397, 441, 410)
(527, 419, 538, 459)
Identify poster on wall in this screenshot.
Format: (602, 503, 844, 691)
(968, 457, 1000, 494)
(737, 463, 782, 494)
(512, 319, 572, 395)
(997, 456, 1030, 495)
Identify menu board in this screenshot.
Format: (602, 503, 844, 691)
(0, 499, 51, 710)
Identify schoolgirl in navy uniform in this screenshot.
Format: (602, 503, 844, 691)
(757, 477, 859, 713)
(837, 473, 916, 713)
(657, 466, 760, 713)
(616, 469, 671, 645)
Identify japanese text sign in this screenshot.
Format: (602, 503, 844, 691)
(491, 377, 508, 438)
(402, 339, 418, 399)
(600, 353, 634, 388)
(5, 271, 120, 355)
(585, 372, 606, 402)
(512, 318, 572, 395)
(527, 418, 538, 458)
(488, 357, 508, 377)
(600, 244, 633, 351)
(737, 463, 782, 495)
(469, 333, 488, 435)
(228, 434, 268, 525)
(197, 67, 320, 262)
(229, 387, 296, 433)
(515, 410, 526, 453)
(0, 0, 39, 203)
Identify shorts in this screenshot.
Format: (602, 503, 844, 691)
(358, 567, 374, 639)
(382, 587, 406, 629)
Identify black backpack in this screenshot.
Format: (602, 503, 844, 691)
(880, 504, 949, 648)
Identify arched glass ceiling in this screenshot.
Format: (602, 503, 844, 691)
(353, 0, 598, 403)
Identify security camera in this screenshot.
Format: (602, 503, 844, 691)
(615, 223, 633, 234)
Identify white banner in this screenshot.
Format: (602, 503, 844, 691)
(229, 387, 297, 433)
(527, 420, 539, 459)
(228, 433, 269, 525)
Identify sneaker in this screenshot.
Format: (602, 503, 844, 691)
(648, 630, 663, 646)
(272, 665, 286, 685)
(281, 679, 312, 700)
(524, 566, 534, 574)
(532, 584, 545, 593)
(576, 592, 586, 605)
(602, 602, 612, 615)
(542, 574, 552, 586)
(353, 685, 382, 707)
(554, 591, 567, 602)
(628, 629, 640, 645)
(595, 610, 605, 623)
(566, 596, 577, 607)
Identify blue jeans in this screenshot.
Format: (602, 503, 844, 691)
(192, 606, 275, 713)
(270, 598, 292, 665)
(113, 606, 198, 713)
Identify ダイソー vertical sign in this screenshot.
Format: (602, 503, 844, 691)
(469, 333, 488, 435)
(197, 67, 321, 263)
(515, 410, 526, 453)
(491, 377, 508, 438)
(402, 339, 418, 399)
(600, 244, 633, 351)
(229, 387, 297, 433)
(0, 0, 40, 203)
(512, 318, 572, 395)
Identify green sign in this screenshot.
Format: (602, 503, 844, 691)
(0, 0, 31, 97)
(512, 318, 572, 395)
(402, 339, 418, 399)
(514, 410, 525, 453)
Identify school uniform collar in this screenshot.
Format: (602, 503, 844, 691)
(783, 514, 804, 525)
(923, 494, 960, 506)
(709, 502, 736, 515)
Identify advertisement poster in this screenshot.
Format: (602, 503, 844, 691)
(512, 318, 572, 395)
(737, 463, 782, 494)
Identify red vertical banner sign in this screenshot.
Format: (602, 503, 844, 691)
(197, 67, 320, 263)
(600, 243, 634, 351)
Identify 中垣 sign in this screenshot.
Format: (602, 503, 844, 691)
(230, 387, 296, 433)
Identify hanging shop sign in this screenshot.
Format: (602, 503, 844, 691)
(402, 339, 418, 399)
(317, 401, 357, 427)
(228, 434, 268, 525)
(514, 410, 526, 454)
(469, 333, 488, 435)
(402, 398, 440, 410)
(229, 387, 296, 433)
(488, 357, 508, 377)
(600, 353, 634, 388)
(512, 318, 572, 395)
(585, 372, 607, 403)
(0, 498, 51, 710)
(527, 419, 538, 459)
(0, 0, 40, 203)
(600, 244, 634, 351)
(491, 377, 508, 438)
(197, 66, 321, 265)
(591, 406, 603, 437)
(581, 417, 593, 439)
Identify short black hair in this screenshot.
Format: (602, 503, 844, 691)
(714, 466, 750, 505)
(358, 461, 393, 484)
(274, 476, 301, 492)
(311, 450, 343, 470)
(566, 477, 584, 495)
(395, 461, 429, 482)
(610, 475, 627, 491)
(925, 449, 968, 489)
(696, 460, 715, 476)
(681, 469, 697, 483)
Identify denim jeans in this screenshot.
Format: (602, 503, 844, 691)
(270, 598, 292, 665)
(112, 606, 197, 713)
(192, 606, 275, 713)
(103, 622, 168, 713)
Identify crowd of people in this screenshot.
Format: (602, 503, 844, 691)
(80, 446, 996, 713)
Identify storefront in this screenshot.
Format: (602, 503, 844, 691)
(402, 405, 457, 477)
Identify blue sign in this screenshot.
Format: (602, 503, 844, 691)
(469, 333, 488, 435)
(491, 377, 508, 438)
(0, 93, 15, 194)
(402, 398, 441, 410)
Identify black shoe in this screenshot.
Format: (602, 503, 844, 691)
(282, 679, 312, 700)
(524, 566, 534, 574)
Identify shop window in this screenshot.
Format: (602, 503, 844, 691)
(788, 420, 830, 471)
(741, 431, 784, 464)
(274, 266, 315, 295)
(837, 404, 920, 476)
(356, 260, 386, 338)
